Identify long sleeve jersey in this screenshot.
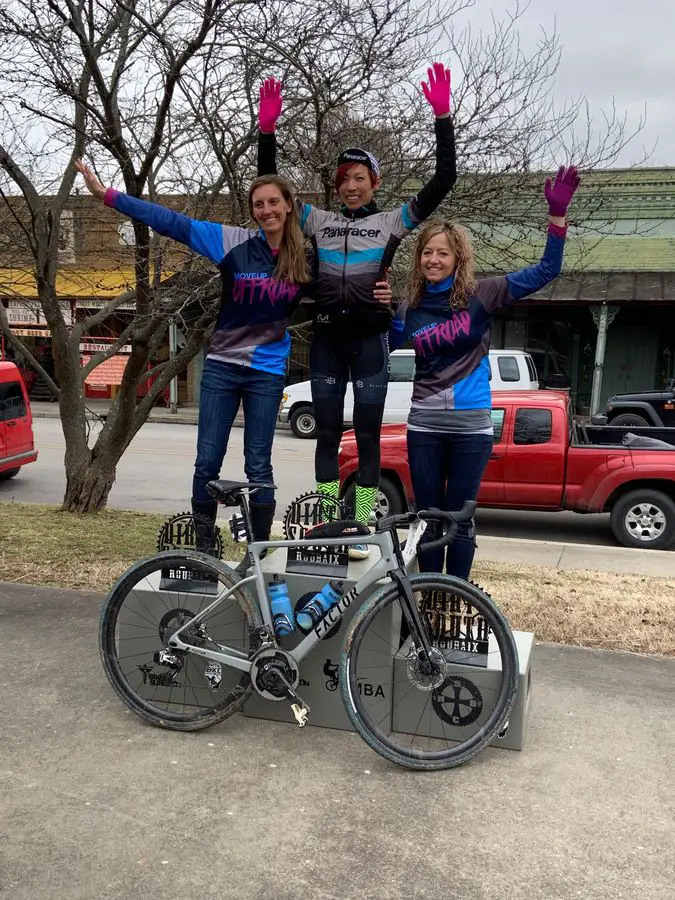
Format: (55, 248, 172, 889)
(104, 189, 306, 376)
(390, 222, 567, 433)
(257, 117, 456, 338)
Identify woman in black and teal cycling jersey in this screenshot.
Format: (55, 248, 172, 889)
(257, 66, 456, 557)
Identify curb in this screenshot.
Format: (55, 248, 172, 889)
(213, 520, 673, 578)
(31, 407, 294, 431)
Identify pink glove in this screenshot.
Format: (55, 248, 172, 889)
(421, 63, 451, 117)
(545, 165, 581, 218)
(259, 77, 282, 133)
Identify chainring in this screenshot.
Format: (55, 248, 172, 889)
(251, 647, 300, 701)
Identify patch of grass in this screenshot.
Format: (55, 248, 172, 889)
(473, 560, 675, 657)
(0, 502, 245, 592)
(1, 503, 673, 655)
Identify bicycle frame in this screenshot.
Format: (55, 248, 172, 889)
(167, 524, 433, 672)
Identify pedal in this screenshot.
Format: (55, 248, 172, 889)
(291, 703, 309, 727)
(274, 667, 311, 726)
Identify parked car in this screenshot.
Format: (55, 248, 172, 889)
(280, 348, 540, 438)
(0, 362, 38, 480)
(596, 379, 675, 427)
(338, 390, 675, 550)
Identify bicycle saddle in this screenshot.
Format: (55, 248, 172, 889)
(206, 479, 276, 505)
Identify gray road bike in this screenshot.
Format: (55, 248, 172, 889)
(99, 479, 518, 770)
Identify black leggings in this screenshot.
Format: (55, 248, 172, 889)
(310, 330, 389, 487)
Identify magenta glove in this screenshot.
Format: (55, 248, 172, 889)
(259, 77, 282, 133)
(421, 63, 451, 117)
(545, 165, 581, 218)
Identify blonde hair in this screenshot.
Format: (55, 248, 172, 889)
(248, 175, 310, 285)
(408, 220, 476, 309)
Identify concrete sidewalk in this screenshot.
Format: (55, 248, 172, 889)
(0, 581, 673, 900)
(252, 520, 675, 578)
(31, 398, 205, 426)
(474, 533, 675, 577)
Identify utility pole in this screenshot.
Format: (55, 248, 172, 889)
(169, 321, 178, 415)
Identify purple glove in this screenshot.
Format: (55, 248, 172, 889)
(421, 62, 451, 117)
(545, 165, 581, 217)
(259, 77, 282, 133)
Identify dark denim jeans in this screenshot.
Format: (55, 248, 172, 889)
(407, 429, 493, 580)
(192, 359, 284, 506)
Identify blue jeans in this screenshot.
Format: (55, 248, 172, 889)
(192, 359, 284, 506)
(407, 429, 493, 580)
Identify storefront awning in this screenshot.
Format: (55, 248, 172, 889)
(0, 267, 175, 300)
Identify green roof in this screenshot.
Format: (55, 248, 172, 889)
(475, 234, 675, 274)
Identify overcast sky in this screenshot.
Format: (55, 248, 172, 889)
(451, 0, 674, 167)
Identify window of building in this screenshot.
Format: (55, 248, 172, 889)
(58, 210, 75, 264)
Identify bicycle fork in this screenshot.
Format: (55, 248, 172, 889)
(390, 566, 437, 670)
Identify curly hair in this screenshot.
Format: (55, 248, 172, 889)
(408, 220, 476, 309)
(247, 175, 310, 285)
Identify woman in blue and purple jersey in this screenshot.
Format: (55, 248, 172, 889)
(390, 166, 581, 580)
(75, 161, 311, 552)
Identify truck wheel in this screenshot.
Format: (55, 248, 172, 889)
(610, 489, 675, 549)
(344, 476, 405, 522)
(0, 468, 20, 481)
(289, 406, 316, 439)
(610, 413, 650, 427)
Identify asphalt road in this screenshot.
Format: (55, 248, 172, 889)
(1, 417, 619, 547)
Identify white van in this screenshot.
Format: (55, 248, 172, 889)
(280, 348, 539, 438)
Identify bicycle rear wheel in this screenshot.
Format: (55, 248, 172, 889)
(99, 551, 262, 731)
(340, 574, 518, 770)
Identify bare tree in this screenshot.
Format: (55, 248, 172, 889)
(0, 0, 646, 513)
(0, 0, 255, 512)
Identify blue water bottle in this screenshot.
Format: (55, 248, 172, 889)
(268, 575, 295, 639)
(296, 580, 344, 631)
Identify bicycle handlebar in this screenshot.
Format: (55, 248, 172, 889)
(376, 501, 476, 553)
(418, 502, 476, 552)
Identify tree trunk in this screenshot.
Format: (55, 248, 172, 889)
(62, 454, 118, 513)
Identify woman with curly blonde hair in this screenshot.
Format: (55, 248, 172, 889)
(390, 166, 581, 578)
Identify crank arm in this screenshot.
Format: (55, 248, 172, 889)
(274, 669, 310, 727)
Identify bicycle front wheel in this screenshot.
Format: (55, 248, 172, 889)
(340, 574, 518, 771)
(100, 551, 262, 731)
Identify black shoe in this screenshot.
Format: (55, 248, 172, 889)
(249, 502, 276, 543)
(234, 502, 275, 574)
(191, 498, 218, 554)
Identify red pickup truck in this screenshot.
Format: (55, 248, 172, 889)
(338, 391, 675, 550)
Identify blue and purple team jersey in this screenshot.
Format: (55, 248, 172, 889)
(104, 189, 304, 376)
(390, 223, 567, 432)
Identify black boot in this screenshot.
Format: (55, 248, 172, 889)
(234, 502, 275, 574)
(191, 498, 218, 554)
